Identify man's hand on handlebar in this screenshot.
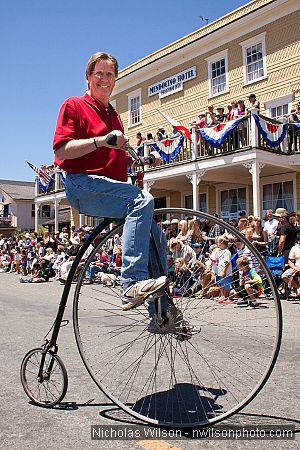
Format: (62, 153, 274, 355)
(105, 130, 129, 149)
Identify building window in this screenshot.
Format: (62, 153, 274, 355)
(206, 50, 228, 97)
(265, 95, 292, 120)
(31, 204, 35, 218)
(220, 188, 246, 220)
(41, 204, 51, 218)
(185, 195, 192, 209)
(127, 89, 141, 128)
(263, 181, 293, 213)
(240, 33, 267, 85)
(199, 193, 207, 212)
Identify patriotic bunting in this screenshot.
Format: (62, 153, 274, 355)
(199, 118, 244, 149)
(252, 114, 288, 147)
(150, 135, 185, 163)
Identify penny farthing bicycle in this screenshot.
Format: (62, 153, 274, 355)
(21, 139, 282, 428)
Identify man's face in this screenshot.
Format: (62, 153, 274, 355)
(87, 59, 116, 105)
(266, 210, 273, 220)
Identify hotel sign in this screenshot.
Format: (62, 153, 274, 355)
(148, 66, 196, 99)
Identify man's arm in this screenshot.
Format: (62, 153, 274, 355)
(277, 235, 286, 256)
(55, 130, 127, 160)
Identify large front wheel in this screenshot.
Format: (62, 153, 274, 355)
(72, 208, 282, 427)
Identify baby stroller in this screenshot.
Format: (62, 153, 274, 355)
(264, 255, 286, 298)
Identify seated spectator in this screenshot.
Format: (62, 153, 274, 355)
(169, 238, 196, 266)
(209, 235, 232, 303)
(246, 94, 260, 113)
(187, 219, 205, 247)
(252, 216, 266, 253)
(230, 256, 263, 307)
(237, 217, 249, 235)
(233, 237, 261, 274)
(20, 262, 46, 283)
(42, 247, 55, 264)
(0, 250, 11, 272)
(281, 234, 300, 298)
(171, 257, 193, 297)
(177, 219, 189, 244)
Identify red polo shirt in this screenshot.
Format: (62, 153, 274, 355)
(53, 93, 127, 182)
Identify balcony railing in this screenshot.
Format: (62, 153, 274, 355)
(0, 214, 12, 226)
(36, 111, 300, 195)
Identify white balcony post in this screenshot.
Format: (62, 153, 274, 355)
(243, 161, 264, 217)
(281, 116, 289, 153)
(186, 170, 205, 212)
(55, 169, 60, 191)
(34, 176, 38, 196)
(250, 108, 259, 148)
(54, 198, 60, 233)
(143, 142, 150, 158)
(79, 214, 85, 228)
(143, 180, 155, 192)
(191, 127, 198, 160)
(35, 203, 40, 232)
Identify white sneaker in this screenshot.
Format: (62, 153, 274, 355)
(121, 276, 168, 311)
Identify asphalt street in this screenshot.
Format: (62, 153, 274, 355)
(0, 272, 299, 450)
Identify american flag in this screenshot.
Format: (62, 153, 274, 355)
(157, 110, 192, 141)
(26, 161, 52, 183)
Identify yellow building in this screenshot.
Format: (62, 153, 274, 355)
(35, 0, 300, 229)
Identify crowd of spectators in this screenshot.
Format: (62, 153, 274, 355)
(1, 207, 300, 304)
(134, 97, 300, 154)
(161, 207, 300, 305)
(190, 94, 260, 130)
(0, 226, 122, 284)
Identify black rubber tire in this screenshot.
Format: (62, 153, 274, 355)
(20, 348, 68, 407)
(72, 208, 282, 427)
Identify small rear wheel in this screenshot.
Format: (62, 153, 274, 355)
(20, 348, 68, 407)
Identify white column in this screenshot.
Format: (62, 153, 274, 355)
(143, 180, 155, 192)
(191, 127, 198, 160)
(35, 203, 40, 232)
(281, 116, 289, 153)
(186, 170, 205, 211)
(243, 161, 265, 217)
(54, 198, 60, 233)
(143, 142, 150, 158)
(79, 214, 85, 228)
(250, 108, 259, 148)
(54, 169, 60, 191)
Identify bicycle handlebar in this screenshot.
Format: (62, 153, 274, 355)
(105, 134, 156, 165)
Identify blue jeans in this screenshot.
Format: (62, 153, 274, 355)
(86, 264, 103, 280)
(65, 173, 167, 288)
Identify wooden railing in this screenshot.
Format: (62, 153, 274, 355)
(36, 112, 300, 195)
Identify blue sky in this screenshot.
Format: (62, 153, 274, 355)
(0, 0, 250, 181)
